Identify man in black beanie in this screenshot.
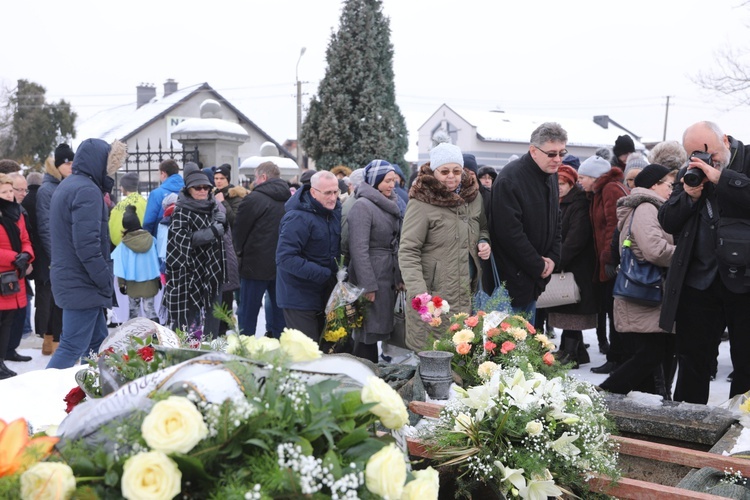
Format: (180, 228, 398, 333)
(612, 135, 635, 170)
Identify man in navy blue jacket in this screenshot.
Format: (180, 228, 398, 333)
(276, 171, 341, 341)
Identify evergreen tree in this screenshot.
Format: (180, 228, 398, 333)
(0, 79, 76, 167)
(302, 0, 407, 170)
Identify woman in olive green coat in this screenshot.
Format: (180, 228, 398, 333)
(399, 143, 491, 352)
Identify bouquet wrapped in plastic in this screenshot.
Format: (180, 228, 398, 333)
(323, 260, 366, 348)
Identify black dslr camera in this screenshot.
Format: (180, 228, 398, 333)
(683, 151, 712, 187)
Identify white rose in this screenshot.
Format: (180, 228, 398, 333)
(20, 462, 76, 500)
(477, 361, 499, 380)
(121, 451, 181, 500)
(361, 376, 409, 429)
(365, 443, 406, 499)
(141, 396, 208, 454)
(525, 420, 543, 436)
(246, 336, 280, 357)
(453, 413, 473, 434)
(225, 333, 253, 355)
(452, 329, 475, 345)
(279, 328, 322, 362)
(401, 466, 439, 500)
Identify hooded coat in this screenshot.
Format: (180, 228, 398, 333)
(144, 173, 184, 235)
(112, 229, 161, 299)
(347, 181, 403, 343)
(613, 188, 675, 333)
(399, 164, 488, 351)
(35, 159, 63, 283)
(109, 193, 147, 247)
(50, 139, 114, 309)
(234, 177, 291, 281)
(276, 185, 341, 312)
(590, 167, 629, 282)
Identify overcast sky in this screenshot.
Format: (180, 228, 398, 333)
(4, 0, 750, 158)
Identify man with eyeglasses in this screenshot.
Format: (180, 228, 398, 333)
(659, 121, 750, 404)
(276, 170, 342, 341)
(489, 122, 564, 323)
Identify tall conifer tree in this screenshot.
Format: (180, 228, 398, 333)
(302, 0, 407, 170)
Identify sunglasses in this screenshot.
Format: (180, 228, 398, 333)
(191, 185, 212, 192)
(534, 145, 568, 158)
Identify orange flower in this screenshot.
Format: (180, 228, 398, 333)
(484, 341, 497, 353)
(0, 419, 58, 477)
(456, 342, 471, 355)
(500, 322, 510, 332)
(486, 328, 500, 338)
(477, 311, 487, 317)
(543, 352, 555, 366)
(526, 322, 536, 334)
(464, 316, 479, 328)
(429, 317, 442, 327)
(500, 341, 516, 354)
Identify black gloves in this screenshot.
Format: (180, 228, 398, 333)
(13, 252, 30, 278)
(604, 264, 618, 280)
(191, 223, 225, 247)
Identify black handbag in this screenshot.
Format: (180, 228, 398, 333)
(613, 208, 663, 306)
(390, 291, 408, 349)
(0, 271, 19, 296)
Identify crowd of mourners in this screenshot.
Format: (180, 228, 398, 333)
(0, 119, 747, 406)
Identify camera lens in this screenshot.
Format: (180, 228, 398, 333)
(683, 168, 705, 187)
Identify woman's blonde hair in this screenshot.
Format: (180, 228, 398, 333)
(0, 174, 14, 187)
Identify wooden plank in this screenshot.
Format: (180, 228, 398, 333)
(588, 475, 729, 500)
(409, 401, 442, 418)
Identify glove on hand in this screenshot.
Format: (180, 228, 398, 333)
(604, 264, 618, 280)
(13, 252, 30, 278)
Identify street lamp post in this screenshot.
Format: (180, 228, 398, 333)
(296, 47, 307, 168)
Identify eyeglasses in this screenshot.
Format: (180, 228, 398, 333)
(533, 145, 568, 158)
(312, 186, 340, 197)
(435, 168, 463, 177)
(656, 180, 674, 189)
(191, 185, 212, 191)
(13, 188, 28, 194)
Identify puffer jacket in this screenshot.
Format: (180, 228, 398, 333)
(613, 188, 675, 333)
(50, 139, 113, 309)
(399, 164, 488, 351)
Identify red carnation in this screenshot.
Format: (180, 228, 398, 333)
(411, 297, 422, 311)
(137, 346, 155, 362)
(64, 386, 86, 414)
(432, 296, 443, 308)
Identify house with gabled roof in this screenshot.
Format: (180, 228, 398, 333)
(417, 104, 646, 168)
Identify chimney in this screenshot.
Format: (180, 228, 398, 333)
(163, 79, 178, 97)
(136, 83, 156, 108)
(593, 115, 609, 129)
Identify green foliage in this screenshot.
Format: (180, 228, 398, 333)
(301, 0, 408, 170)
(0, 474, 21, 500)
(0, 79, 77, 167)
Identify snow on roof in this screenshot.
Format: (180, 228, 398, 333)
(172, 117, 248, 138)
(447, 106, 646, 150)
(75, 83, 207, 145)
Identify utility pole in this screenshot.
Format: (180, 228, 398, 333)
(663, 96, 672, 141)
(296, 47, 307, 168)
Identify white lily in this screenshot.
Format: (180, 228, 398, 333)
(519, 477, 562, 500)
(495, 461, 526, 491)
(550, 432, 581, 458)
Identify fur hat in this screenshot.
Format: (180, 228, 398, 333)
(54, 143, 75, 167)
(578, 156, 611, 178)
(185, 169, 211, 189)
(300, 170, 315, 185)
(634, 164, 671, 189)
(331, 165, 352, 178)
(557, 165, 578, 186)
(430, 142, 463, 171)
(562, 154, 580, 170)
(122, 205, 141, 234)
(462, 154, 478, 176)
(613, 135, 635, 158)
(119, 172, 139, 193)
(363, 159, 395, 188)
(477, 166, 497, 181)
(215, 164, 231, 182)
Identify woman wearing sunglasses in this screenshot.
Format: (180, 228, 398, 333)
(165, 166, 226, 334)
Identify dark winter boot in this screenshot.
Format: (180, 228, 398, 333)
(557, 340, 580, 368)
(0, 360, 16, 379)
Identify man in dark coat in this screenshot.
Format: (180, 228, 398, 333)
(234, 161, 291, 338)
(659, 121, 750, 404)
(47, 138, 125, 369)
(489, 122, 563, 323)
(276, 171, 341, 341)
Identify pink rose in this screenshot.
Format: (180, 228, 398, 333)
(456, 342, 471, 355)
(464, 316, 479, 328)
(500, 341, 516, 354)
(543, 352, 555, 365)
(486, 328, 500, 338)
(450, 323, 460, 332)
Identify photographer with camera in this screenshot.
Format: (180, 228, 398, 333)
(658, 121, 750, 404)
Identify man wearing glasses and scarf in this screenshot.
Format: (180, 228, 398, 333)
(489, 122, 564, 324)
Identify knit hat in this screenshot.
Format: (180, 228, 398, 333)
(349, 168, 365, 188)
(300, 169, 315, 185)
(215, 163, 231, 182)
(122, 205, 141, 234)
(477, 166, 497, 181)
(364, 159, 395, 188)
(562, 154, 580, 170)
(634, 164, 671, 189)
(557, 165, 578, 186)
(185, 169, 211, 189)
(429, 142, 463, 171)
(624, 153, 648, 176)
(119, 172, 139, 193)
(184, 162, 200, 176)
(578, 156, 611, 178)
(613, 135, 635, 158)
(462, 154, 478, 176)
(54, 143, 75, 167)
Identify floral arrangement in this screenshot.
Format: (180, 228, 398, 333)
(411, 293, 450, 327)
(0, 418, 60, 498)
(432, 311, 564, 387)
(421, 366, 619, 499)
(322, 257, 366, 348)
(14, 330, 439, 500)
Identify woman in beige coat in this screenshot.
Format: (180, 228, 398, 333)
(600, 164, 676, 397)
(399, 143, 490, 352)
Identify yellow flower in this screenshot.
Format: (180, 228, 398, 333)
(361, 376, 409, 429)
(0, 418, 58, 477)
(141, 396, 208, 454)
(509, 327, 527, 342)
(401, 466, 439, 500)
(452, 329, 475, 345)
(323, 327, 348, 342)
(365, 443, 406, 499)
(279, 328, 322, 362)
(246, 336, 281, 357)
(20, 462, 76, 500)
(477, 361, 499, 380)
(740, 398, 750, 414)
(121, 451, 181, 500)
(225, 333, 253, 355)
